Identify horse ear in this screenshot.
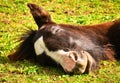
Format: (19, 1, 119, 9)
(27, 3, 54, 28)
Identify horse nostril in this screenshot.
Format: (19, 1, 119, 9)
(69, 52, 78, 61)
(74, 55, 78, 61)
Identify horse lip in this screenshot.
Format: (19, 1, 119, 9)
(63, 62, 86, 74)
(64, 62, 87, 74)
(61, 56, 76, 73)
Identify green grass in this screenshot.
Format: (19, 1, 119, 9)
(0, 0, 120, 82)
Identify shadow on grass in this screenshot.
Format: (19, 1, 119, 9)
(0, 55, 9, 64)
(0, 55, 65, 76)
(117, 60, 120, 65)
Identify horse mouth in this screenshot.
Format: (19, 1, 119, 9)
(60, 51, 89, 74)
(59, 50, 97, 74)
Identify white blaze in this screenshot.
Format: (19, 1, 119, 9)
(34, 36, 70, 64)
(34, 36, 44, 55)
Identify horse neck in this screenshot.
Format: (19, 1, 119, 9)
(83, 20, 115, 35)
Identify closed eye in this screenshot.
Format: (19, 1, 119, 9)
(63, 48, 70, 52)
(51, 25, 64, 34)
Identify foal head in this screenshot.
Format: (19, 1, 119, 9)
(33, 24, 97, 74)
